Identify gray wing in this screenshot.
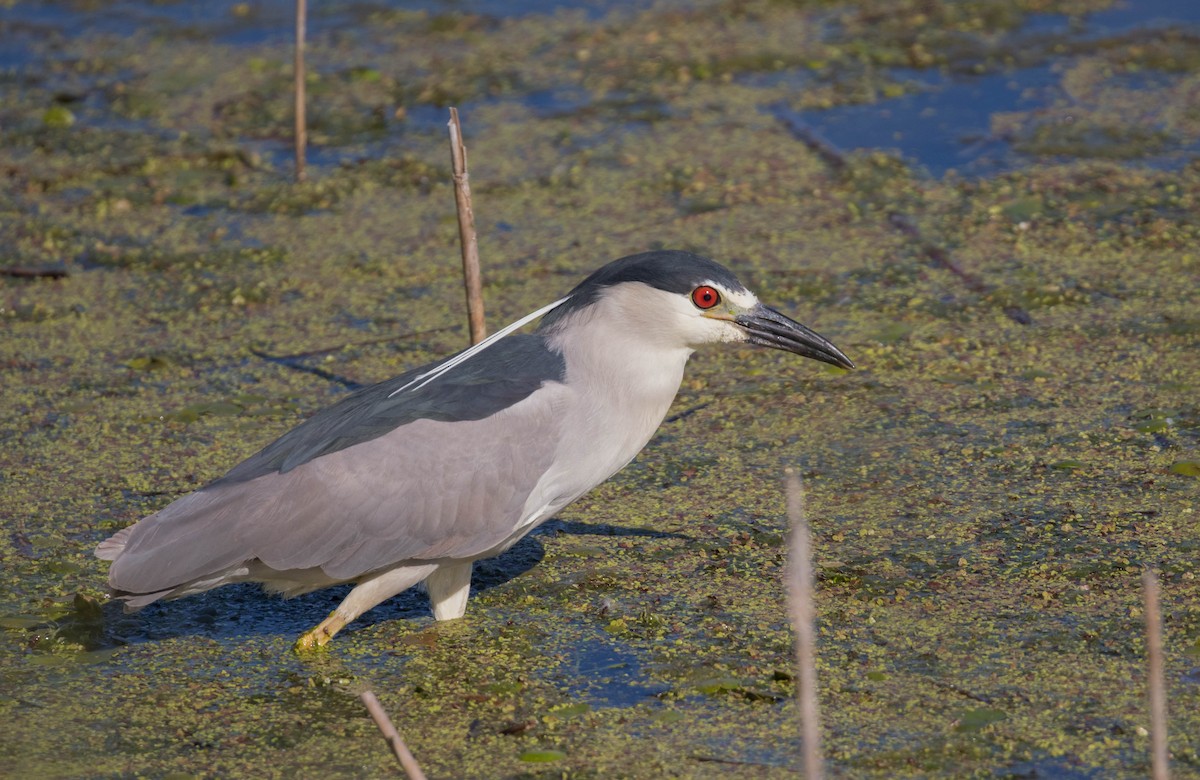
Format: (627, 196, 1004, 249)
(216, 333, 564, 484)
(102, 335, 569, 594)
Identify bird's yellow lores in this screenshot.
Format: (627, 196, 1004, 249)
(96, 251, 853, 650)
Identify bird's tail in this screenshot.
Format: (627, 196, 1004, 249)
(95, 526, 134, 561)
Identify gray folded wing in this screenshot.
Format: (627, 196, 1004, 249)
(103, 334, 568, 594)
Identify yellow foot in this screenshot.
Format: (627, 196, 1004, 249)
(292, 611, 347, 653)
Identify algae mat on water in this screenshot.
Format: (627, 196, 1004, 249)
(1, 0, 1199, 777)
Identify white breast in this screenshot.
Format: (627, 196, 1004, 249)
(508, 293, 695, 543)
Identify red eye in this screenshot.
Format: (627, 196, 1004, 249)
(691, 285, 721, 310)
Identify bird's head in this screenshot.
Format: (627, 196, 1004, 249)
(539, 250, 854, 370)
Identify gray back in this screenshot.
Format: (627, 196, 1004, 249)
(214, 334, 565, 486)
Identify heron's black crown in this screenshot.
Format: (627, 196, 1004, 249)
(539, 250, 747, 330)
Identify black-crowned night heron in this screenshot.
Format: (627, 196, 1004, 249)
(96, 250, 853, 649)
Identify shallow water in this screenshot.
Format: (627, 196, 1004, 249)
(2, 0, 1198, 777)
(784, 2, 1200, 175)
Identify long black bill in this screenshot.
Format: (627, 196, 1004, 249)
(735, 304, 855, 370)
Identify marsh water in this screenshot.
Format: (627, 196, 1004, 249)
(2, 0, 1198, 777)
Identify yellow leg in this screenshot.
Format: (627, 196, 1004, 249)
(290, 563, 438, 653)
(293, 611, 348, 652)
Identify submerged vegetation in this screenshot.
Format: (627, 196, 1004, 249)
(1, 0, 1198, 776)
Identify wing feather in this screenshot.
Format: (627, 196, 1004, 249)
(102, 333, 570, 598)
(215, 334, 564, 485)
(105, 385, 568, 594)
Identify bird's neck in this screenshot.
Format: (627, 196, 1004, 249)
(522, 313, 694, 527)
(547, 317, 692, 417)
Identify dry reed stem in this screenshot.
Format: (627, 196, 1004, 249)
(360, 690, 428, 780)
(786, 469, 824, 780)
(293, 0, 307, 183)
(448, 107, 486, 345)
(1143, 570, 1169, 780)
